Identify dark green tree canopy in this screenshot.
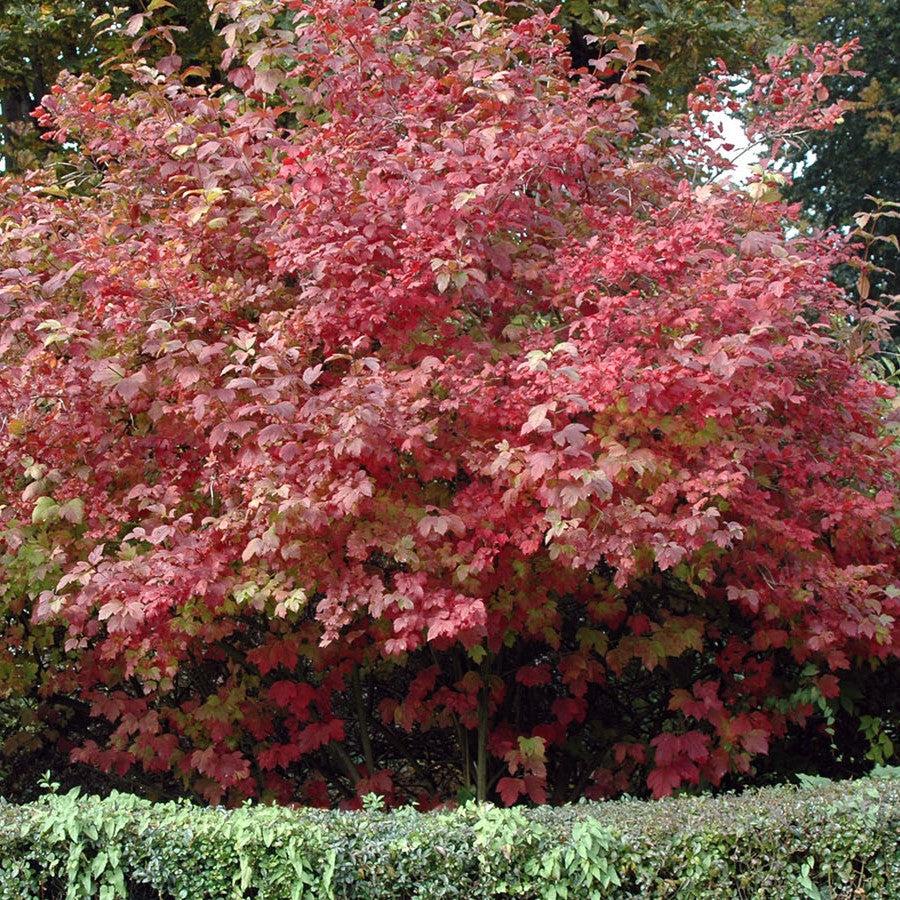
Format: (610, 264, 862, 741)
(0, 0, 218, 170)
(776, 0, 899, 294)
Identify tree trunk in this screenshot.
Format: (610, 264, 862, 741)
(476, 653, 490, 803)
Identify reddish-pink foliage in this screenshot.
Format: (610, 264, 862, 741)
(0, 1, 896, 806)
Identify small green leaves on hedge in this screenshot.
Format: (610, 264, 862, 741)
(0, 774, 897, 898)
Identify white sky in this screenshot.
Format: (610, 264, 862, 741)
(708, 109, 763, 184)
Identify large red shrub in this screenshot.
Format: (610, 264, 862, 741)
(0, 1, 896, 806)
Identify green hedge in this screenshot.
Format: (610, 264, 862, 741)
(0, 775, 898, 899)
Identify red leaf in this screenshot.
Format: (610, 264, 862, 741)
(515, 664, 552, 687)
(647, 764, 684, 798)
(497, 777, 525, 806)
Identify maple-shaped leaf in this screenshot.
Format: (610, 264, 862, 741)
(647, 765, 682, 798)
(740, 728, 770, 755)
(647, 760, 699, 798)
(297, 719, 345, 753)
(497, 776, 525, 806)
(248, 640, 298, 675)
(524, 773, 547, 804)
(552, 696, 587, 727)
(268, 681, 316, 719)
(681, 730, 711, 763)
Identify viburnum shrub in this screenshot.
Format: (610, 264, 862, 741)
(0, 0, 897, 807)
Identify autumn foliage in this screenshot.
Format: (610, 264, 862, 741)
(0, 0, 897, 808)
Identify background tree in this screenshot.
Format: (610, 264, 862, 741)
(0, 0, 793, 170)
(560, 0, 769, 121)
(760, 0, 899, 296)
(564, 1, 898, 299)
(0, 0, 219, 172)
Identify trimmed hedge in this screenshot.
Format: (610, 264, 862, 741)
(0, 776, 898, 899)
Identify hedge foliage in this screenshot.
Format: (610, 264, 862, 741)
(0, 775, 898, 899)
